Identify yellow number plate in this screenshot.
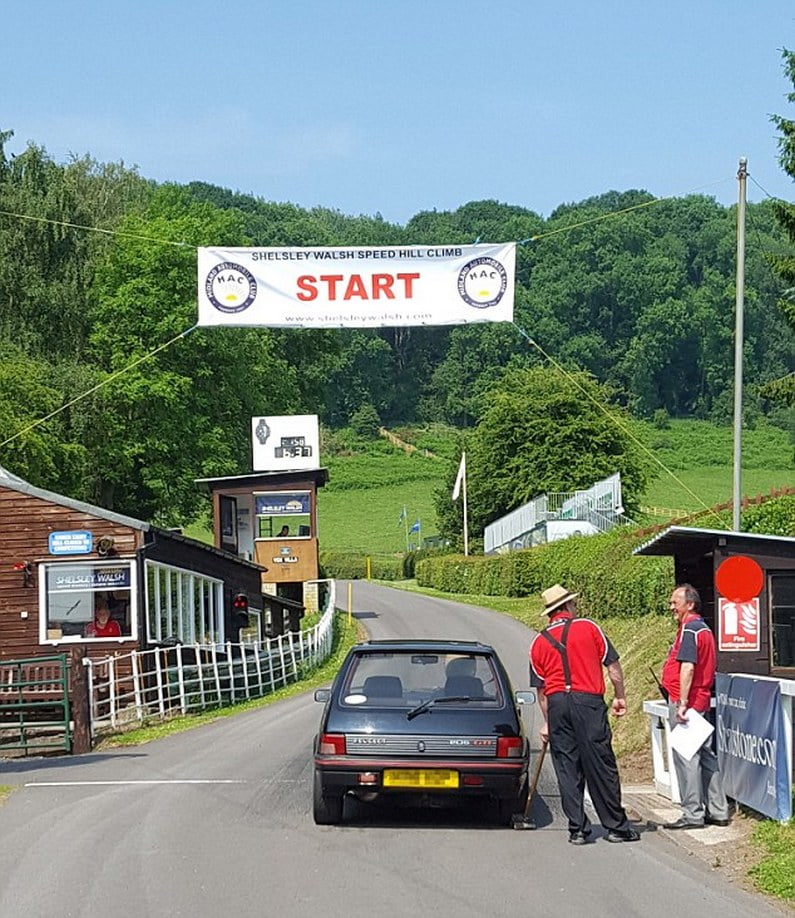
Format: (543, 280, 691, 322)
(382, 769, 459, 789)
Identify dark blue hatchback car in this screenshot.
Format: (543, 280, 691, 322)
(312, 639, 533, 825)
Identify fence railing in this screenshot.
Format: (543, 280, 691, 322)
(0, 654, 71, 753)
(85, 581, 336, 737)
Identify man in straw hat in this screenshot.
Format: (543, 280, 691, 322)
(529, 584, 640, 844)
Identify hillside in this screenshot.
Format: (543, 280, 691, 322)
(316, 420, 794, 552)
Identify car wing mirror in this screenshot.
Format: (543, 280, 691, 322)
(514, 690, 536, 705)
(314, 688, 331, 703)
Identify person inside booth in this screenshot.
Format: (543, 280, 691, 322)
(84, 594, 122, 638)
(278, 525, 290, 537)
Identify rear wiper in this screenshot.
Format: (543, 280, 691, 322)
(406, 696, 472, 721)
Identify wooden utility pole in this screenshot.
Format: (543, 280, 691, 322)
(69, 645, 91, 754)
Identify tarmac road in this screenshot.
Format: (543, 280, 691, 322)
(0, 581, 786, 918)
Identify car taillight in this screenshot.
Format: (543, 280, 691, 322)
(497, 736, 523, 758)
(318, 733, 346, 755)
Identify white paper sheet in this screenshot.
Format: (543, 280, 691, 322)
(669, 707, 714, 761)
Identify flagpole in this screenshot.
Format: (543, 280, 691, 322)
(462, 459, 469, 557)
(403, 505, 409, 552)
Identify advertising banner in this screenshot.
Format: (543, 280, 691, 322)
(198, 243, 515, 328)
(252, 415, 319, 472)
(254, 492, 311, 515)
(715, 673, 792, 821)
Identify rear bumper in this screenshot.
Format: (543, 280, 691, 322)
(315, 756, 527, 798)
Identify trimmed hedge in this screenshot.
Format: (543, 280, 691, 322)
(415, 495, 795, 619)
(416, 529, 673, 619)
(319, 550, 404, 581)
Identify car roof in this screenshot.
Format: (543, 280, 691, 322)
(351, 639, 497, 655)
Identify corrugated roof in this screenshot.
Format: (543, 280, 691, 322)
(634, 526, 795, 557)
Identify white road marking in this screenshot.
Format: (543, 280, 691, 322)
(25, 780, 246, 786)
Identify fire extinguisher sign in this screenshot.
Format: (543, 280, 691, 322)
(715, 554, 764, 652)
(718, 597, 760, 651)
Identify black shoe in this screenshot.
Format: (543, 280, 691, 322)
(705, 816, 730, 827)
(568, 829, 592, 845)
(664, 817, 705, 830)
(606, 826, 641, 843)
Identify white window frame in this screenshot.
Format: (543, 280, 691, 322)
(38, 559, 137, 645)
(144, 560, 224, 645)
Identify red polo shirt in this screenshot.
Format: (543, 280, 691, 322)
(661, 614, 716, 713)
(529, 612, 619, 696)
(85, 618, 121, 638)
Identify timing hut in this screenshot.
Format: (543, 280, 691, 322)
(0, 465, 265, 665)
(196, 466, 329, 634)
(634, 526, 795, 677)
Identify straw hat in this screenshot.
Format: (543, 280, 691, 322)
(541, 584, 579, 615)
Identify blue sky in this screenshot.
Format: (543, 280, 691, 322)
(4, 1, 795, 225)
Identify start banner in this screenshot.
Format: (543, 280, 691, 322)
(197, 243, 515, 328)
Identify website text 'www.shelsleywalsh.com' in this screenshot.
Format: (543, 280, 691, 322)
(283, 311, 434, 324)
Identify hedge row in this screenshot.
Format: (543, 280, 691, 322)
(414, 495, 795, 619)
(321, 495, 795, 620)
(319, 550, 404, 581)
(319, 547, 454, 581)
(415, 529, 673, 619)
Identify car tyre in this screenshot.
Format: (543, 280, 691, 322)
(313, 769, 344, 825)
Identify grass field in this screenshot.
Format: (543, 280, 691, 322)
(643, 467, 793, 517)
(185, 420, 793, 550)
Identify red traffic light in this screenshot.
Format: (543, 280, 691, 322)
(232, 593, 249, 611)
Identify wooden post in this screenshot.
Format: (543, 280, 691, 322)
(69, 646, 91, 755)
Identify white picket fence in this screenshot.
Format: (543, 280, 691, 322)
(85, 582, 336, 737)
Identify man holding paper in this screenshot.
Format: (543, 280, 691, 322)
(660, 584, 730, 829)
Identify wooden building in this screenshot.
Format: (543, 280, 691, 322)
(634, 526, 795, 677)
(196, 467, 329, 631)
(0, 465, 266, 665)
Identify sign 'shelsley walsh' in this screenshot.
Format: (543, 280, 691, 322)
(197, 243, 515, 328)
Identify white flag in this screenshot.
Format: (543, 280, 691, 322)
(452, 453, 466, 501)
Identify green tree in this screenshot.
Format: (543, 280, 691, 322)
(766, 49, 795, 406)
(434, 366, 651, 543)
(85, 185, 299, 522)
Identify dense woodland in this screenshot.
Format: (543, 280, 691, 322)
(0, 108, 793, 528)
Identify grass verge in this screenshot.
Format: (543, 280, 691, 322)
(749, 817, 795, 900)
(95, 611, 361, 749)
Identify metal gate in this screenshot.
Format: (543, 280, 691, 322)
(0, 654, 71, 754)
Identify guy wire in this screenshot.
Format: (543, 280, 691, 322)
(0, 324, 198, 450)
(511, 322, 726, 527)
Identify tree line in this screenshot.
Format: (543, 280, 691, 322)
(0, 77, 793, 528)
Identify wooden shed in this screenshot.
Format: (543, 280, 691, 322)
(0, 465, 267, 664)
(634, 527, 795, 677)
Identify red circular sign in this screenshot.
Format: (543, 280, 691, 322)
(715, 555, 764, 602)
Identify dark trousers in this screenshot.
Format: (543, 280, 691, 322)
(547, 691, 630, 834)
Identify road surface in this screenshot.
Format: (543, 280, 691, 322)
(0, 581, 784, 917)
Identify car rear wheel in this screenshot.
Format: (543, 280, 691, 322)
(313, 769, 344, 825)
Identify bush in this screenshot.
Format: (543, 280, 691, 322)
(349, 403, 381, 439)
(416, 529, 673, 619)
(742, 494, 795, 536)
(320, 550, 403, 581)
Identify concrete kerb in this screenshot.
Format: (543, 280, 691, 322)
(621, 784, 747, 851)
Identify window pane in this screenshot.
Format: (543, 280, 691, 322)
(44, 562, 132, 641)
(771, 573, 795, 668)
